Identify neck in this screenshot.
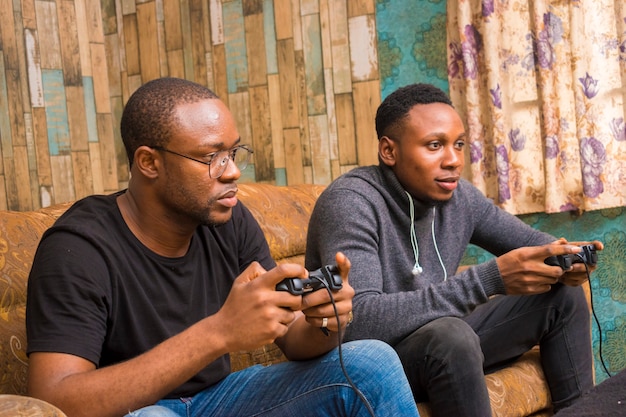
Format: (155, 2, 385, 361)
(117, 190, 194, 258)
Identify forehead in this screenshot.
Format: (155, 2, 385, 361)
(398, 102, 464, 137)
(172, 99, 239, 147)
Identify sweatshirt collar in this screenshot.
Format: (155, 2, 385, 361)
(378, 163, 434, 220)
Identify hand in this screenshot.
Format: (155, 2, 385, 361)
(551, 239, 604, 286)
(300, 252, 355, 334)
(496, 243, 589, 295)
(214, 262, 307, 352)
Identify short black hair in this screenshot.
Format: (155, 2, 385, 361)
(375, 83, 452, 139)
(120, 77, 219, 166)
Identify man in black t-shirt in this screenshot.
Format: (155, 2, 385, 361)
(26, 78, 420, 417)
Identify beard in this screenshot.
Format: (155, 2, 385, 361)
(163, 180, 233, 228)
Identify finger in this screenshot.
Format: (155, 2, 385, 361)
(235, 261, 266, 285)
(258, 263, 308, 290)
(591, 240, 604, 251)
(335, 252, 351, 284)
(542, 243, 583, 258)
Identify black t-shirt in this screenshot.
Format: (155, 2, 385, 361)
(26, 191, 275, 398)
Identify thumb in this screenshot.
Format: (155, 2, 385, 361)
(259, 262, 308, 290)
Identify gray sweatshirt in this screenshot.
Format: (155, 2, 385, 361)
(305, 164, 554, 346)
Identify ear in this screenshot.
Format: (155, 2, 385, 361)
(133, 146, 160, 179)
(378, 136, 396, 167)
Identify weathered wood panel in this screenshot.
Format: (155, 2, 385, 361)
(0, 0, 383, 209)
(353, 80, 380, 166)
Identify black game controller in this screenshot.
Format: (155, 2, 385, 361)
(276, 265, 343, 295)
(544, 244, 598, 269)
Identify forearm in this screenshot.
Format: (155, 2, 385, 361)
(344, 261, 500, 345)
(275, 313, 340, 360)
(28, 317, 228, 417)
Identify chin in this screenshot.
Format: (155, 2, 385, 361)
(427, 192, 455, 204)
(202, 208, 233, 227)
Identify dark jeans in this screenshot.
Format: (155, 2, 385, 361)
(394, 284, 593, 417)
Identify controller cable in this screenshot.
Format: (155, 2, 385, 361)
(313, 275, 377, 417)
(579, 257, 612, 378)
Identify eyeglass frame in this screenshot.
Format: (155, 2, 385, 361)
(150, 144, 253, 178)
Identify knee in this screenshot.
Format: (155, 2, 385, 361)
(342, 339, 407, 378)
(404, 317, 483, 364)
(343, 339, 400, 365)
(341, 340, 415, 393)
(125, 405, 179, 417)
(553, 284, 589, 319)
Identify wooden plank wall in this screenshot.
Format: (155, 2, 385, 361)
(0, 0, 381, 211)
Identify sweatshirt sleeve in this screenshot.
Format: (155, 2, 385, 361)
(464, 183, 556, 255)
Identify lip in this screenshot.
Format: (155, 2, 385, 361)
(217, 187, 239, 208)
(435, 176, 460, 192)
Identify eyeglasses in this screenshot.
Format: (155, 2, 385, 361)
(152, 145, 253, 178)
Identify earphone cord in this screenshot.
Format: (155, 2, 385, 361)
(580, 258, 612, 378)
(407, 192, 421, 275)
(431, 207, 447, 281)
(407, 192, 447, 280)
(314, 277, 377, 417)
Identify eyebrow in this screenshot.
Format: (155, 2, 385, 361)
(200, 137, 242, 153)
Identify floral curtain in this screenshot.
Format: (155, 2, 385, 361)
(446, 0, 626, 215)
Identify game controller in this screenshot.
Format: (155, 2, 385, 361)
(544, 244, 598, 269)
(276, 265, 343, 295)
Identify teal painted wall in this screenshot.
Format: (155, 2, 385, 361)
(375, 0, 626, 382)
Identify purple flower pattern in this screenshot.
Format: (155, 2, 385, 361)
(446, 2, 624, 214)
(536, 32, 555, 69)
(482, 0, 494, 17)
(535, 12, 563, 69)
(545, 135, 559, 159)
(508, 128, 526, 151)
(495, 145, 511, 202)
(448, 42, 463, 78)
(559, 202, 578, 212)
(579, 73, 599, 99)
(470, 141, 483, 164)
(462, 25, 482, 80)
(610, 118, 626, 142)
(580, 137, 606, 198)
(490, 84, 502, 109)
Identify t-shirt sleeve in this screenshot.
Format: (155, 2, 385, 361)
(26, 230, 110, 365)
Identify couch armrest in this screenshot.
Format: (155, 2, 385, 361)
(0, 394, 67, 416)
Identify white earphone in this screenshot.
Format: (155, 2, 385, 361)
(406, 192, 448, 281)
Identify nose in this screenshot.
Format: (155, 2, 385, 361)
(442, 145, 464, 169)
(219, 156, 241, 181)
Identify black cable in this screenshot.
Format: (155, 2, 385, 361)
(579, 257, 612, 379)
(313, 276, 377, 417)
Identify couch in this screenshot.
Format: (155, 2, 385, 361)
(0, 183, 589, 416)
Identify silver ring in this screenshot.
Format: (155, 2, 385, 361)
(321, 317, 328, 328)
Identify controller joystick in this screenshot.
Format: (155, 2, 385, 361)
(276, 265, 343, 295)
(544, 244, 598, 270)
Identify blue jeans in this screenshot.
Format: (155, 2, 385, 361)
(126, 339, 419, 417)
(394, 284, 593, 417)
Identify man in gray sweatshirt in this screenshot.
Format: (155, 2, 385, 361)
(305, 83, 603, 416)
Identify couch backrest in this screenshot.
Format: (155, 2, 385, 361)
(0, 184, 323, 394)
(237, 183, 325, 265)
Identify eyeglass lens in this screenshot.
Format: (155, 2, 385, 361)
(210, 147, 251, 178)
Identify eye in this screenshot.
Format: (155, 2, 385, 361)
(205, 151, 219, 164)
(454, 139, 466, 150)
(427, 141, 442, 150)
